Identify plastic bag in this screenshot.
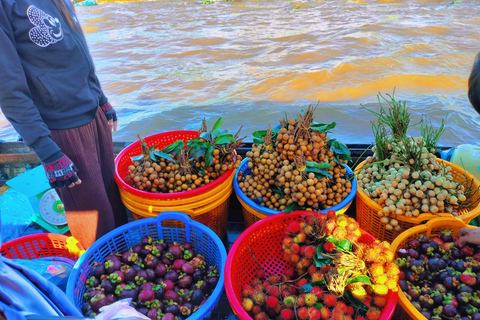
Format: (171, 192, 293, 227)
(10, 257, 75, 292)
(95, 299, 150, 320)
(0, 188, 35, 242)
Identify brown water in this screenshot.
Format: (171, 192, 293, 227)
(2, 0, 480, 147)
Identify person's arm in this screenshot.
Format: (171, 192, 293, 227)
(457, 227, 480, 247)
(0, 4, 80, 188)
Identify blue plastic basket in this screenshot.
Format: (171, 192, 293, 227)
(66, 211, 227, 319)
(233, 157, 357, 225)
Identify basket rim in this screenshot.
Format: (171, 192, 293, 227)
(66, 212, 228, 319)
(233, 157, 357, 215)
(355, 158, 480, 223)
(225, 210, 398, 320)
(114, 130, 234, 200)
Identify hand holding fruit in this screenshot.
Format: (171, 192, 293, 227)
(458, 227, 480, 247)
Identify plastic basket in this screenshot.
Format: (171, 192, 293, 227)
(355, 158, 480, 243)
(233, 157, 357, 227)
(114, 130, 235, 238)
(390, 217, 476, 320)
(66, 211, 227, 320)
(225, 210, 398, 320)
(0, 233, 84, 261)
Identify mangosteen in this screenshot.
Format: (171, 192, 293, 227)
(132, 244, 142, 255)
(164, 289, 180, 303)
(420, 310, 432, 319)
(91, 263, 105, 278)
(437, 259, 447, 271)
(418, 234, 430, 243)
(192, 269, 206, 283)
(191, 289, 204, 305)
(163, 280, 175, 291)
(109, 270, 125, 284)
(144, 254, 159, 269)
(408, 287, 421, 301)
(165, 303, 180, 315)
(433, 283, 447, 294)
(183, 249, 196, 260)
(105, 294, 117, 304)
(81, 301, 92, 315)
(182, 262, 195, 275)
(429, 241, 439, 253)
(427, 258, 439, 272)
(473, 313, 480, 320)
(121, 250, 139, 265)
(138, 289, 155, 303)
(178, 275, 193, 289)
(458, 284, 474, 294)
(120, 265, 137, 282)
(192, 280, 209, 293)
(165, 270, 179, 282)
(451, 249, 463, 260)
(181, 242, 193, 251)
(433, 253, 442, 259)
(153, 284, 165, 300)
(137, 307, 149, 316)
(455, 260, 466, 272)
(162, 313, 176, 320)
(83, 288, 104, 301)
(173, 259, 188, 271)
(120, 284, 138, 300)
(431, 291, 443, 306)
(155, 263, 168, 277)
(141, 235, 153, 246)
(408, 249, 420, 259)
(456, 292, 470, 305)
(151, 242, 165, 257)
(140, 282, 154, 292)
(100, 278, 116, 294)
(135, 270, 148, 285)
(86, 276, 100, 288)
(167, 244, 183, 260)
(443, 305, 458, 318)
(205, 276, 219, 291)
(399, 280, 408, 292)
(420, 242, 432, 254)
(146, 309, 159, 320)
(397, 248, 408, 258)
(409, 239, 421, 249)
(162, 256, 173, 265)
(132, 264, 143, 273)
(191, 255, 206, 270)
(90, 294, 108, 313)
(105, 256, 122, 274)
(145, 269, 156, 282)
(440, 231, 453, 243)
(180, 302, 194, 317)
(140, 245, 153, 258)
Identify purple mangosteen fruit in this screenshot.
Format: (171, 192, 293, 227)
(109, 270, 125, 284)
(120, 264, 137, 282)
(418, 234, 430, 243)
(190, 255, 206, 270)
(137, 307, 149, 316)
(86, 276, 100, 288)
(181, 262, 195, 275)
(135, 270, 148, 285)
(205, 276, 219, 291)
(397, 248, 408, 258)
(83, 288, 104, 301)
(132, 244, 142, 255)
(162, 313, 176, 320)
(105, 294, 117, 304)
(443, 305, 458, 318)
(138, 289, 155, 303)
(191, 289, 204, 305)
(165, 270, 179, 282)
(163, 280, 175, 291)
(120, 284, 139, 300)
(168, 244, 183, 260)
(192, 269, 206, 283)
(440, 231, 454, 243)
(155, 263, 168, 277)
(399, 280, 408, 292)
(153, 284, 165, 300)
(141, 235, 154, 246)
(409, 239, 421, 250)
(173, 259, 188, 271)
(162, 256, 173, 265)
(164, 290, 180, 303)
(140, 282, 154, 292)
(145, 268, 156, 282)
(121, 250, 139, 265)
(473, 313, 480, 320)
(81, 301, 92, 315)
(451, 249, 463, 260)
(420, 311, 431, 319)
(146, 309, 160, 320)
(408, 249, 419, 260)
(105, 256, 122, 274)
(100, 278, 116, 294)
(178, 275, 193, 289)
(90, 293, 108, 313)
(165, 303, 180, 315)
(181, 242, 193, 251)
(180, 302, 194, 317)
(192, 280, 209, 293)
(140, 244, 153, 258)
(183, 249, 196, 261)
(144, 253, 159, 269)
(91, 263, 105, 278)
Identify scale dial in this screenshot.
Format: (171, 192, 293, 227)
(39, 189, 67, 226)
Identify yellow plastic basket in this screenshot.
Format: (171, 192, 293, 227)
(355, 158, 480, 243)
(390, 217, 476, 320)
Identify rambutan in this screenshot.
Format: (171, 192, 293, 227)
(255, 268, 266, 279)
(307, 307, 321, 320)
(284, 253, 292, 263)
(323, 241, 336, 253)
(323, 293, 337, 307)
(381, 250, 395, 263)
(331, 309, 345, 320)
(369, 264, 384, 277)
(332, 227, 347, 241)
(308, 265, 318, 275)
(291, 243, 301, 254)
(334, 301, 348, 314)
(281, 289, 291, 298)
(290, 253, 301, 263)
(304, 293, 318, 306)
(304, 246, 316, 259)
(254, 311, 269, 320)
(252, 292, 266, 305)
(297, 306, 308, 320)
(373, 275, 387, 285)
(242, 298, 254, 312)
(346, 221, 359, 232)
(311, 271, 324, 283)
(254, 284, 265, 293)
(252, 305, 261, 314)
(268, 285, 281, 298)
(266, 295, 280, 309)
(385, 278, 398, 290)
(346, 306, 354, 316)
(300, 257, 312, 268)
(355, 317, 368, 320)
(283, 295, 296, 308)
(365, 307, 381, 320)
(242, 284, 255, 298)
(319, 307, 331, 320)
(373, 295, 388, 308)
(326, 210, 336, 219)
(280, 308, 295, 320)
(335, 214, 348, 227)
(371, 284, 388, 297)
(310, 286, 324, 299)
(287, 221, 301, 235)
(364, 248, 381, 263)
(269, 274, 281, 284)
(296, 278, 308, 288)
(283, 237, 294, 248)
(304, 224, 314, 236)
(296, 294, 306, 307)
(294, 233, 307, 244)
(326, 220, 337, 234)
(284, 266, 296, 279)
(384, 263, 400, 275)
(349, 285, 367, 302)
(344, 316, 353, 320)
(346, 233, 360, 243)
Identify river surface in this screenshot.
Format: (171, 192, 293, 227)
(1, 0, 480, 147)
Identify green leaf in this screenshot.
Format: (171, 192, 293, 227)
(316, 244, 324, 259)
(200, 132, 211, 141)
(314, 255, 332, 268)
(252, 130, 268, 138)
(347, 275, 372, 285)
(211, 118, 223, 139)
(306, 168, 333, 179)
(310, 281, 325, 287)
(336, 239, 353, 252)
(188, 146, 207, 159)
(344, 291, 369, 315)
(306, 161, 333, 169)
(300, 284, 312, 293)
(187, 137, 207, 147)
(215, 134, 235, 145)
(205, 144, 215, 167)
(314, 302, 324, 310)
(328, 139, 352, 161)
(253, 138, 264, 145)
(311, 122, 337, 133)
(161, 140, 184, 154)
(284, 202, 304, 214)
(153, 151, 174, 162)
(131, 155, 144, 161)
(325, 236, 337, 244)
(271, 185, 285, 197)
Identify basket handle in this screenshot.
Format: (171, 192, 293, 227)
(156, 211, 192, 242)
(424, 217, 467, 237)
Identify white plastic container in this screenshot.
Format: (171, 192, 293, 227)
(449, 144, 480, 182)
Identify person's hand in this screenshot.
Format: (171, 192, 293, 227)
(42, 151, 82, 188)
(100, 101, 118, 131)
(458, 227, 480, 247)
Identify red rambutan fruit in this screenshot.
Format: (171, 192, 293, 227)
(307, 307, 321, 320)
(308, 265, 318, 275)
(290, 253, 300, 263)
(323, 241, 336, 253)
(283, 237, 294, 248)
(280, 308, 295, 320)
(242, 298, 254, 312)
(291, 243, 301, 254)
(346, 306, 354, 316)
(323, 293, 337, 307)
(254, 311, 269, 320)
(242, 284, 255, 298)
(365, 307, 381, 320)
(266, 295, 280, 309)
(255, 268, 266, 279)
(310, 286, 324, 299)
(304, 293, 318, 306)
(268, 285, 281, 298)
(252, 292, 266, 306)
(326, 210, 336, 219)
(320, 307, 330, 320)
(269, 274, 281, 284)
(297, 306, 308, 320)
(296, 278, 308, 288)
(300, 257, 313, 268)
(334, 301, 348, 314)
(288, 221, 301, 234)
(373, 295, 388, 308)
(311, 271, 324, 283)
(283, 295, 296, 308)
(284, 266, 296, 279)
(304, 245, 316, 259)
(296, 294, 306, 307)
(331, 309, 345, 320)
(252, 305, 261, 314)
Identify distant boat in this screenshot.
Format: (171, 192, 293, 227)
(74, 0, 98, 6)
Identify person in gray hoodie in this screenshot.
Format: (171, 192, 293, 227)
(0, 0, 128, 247)
(468, 51, 480, 115)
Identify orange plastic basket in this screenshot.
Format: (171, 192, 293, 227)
(390, 217, 476, 320)
(355, 158, 480, 243)
(0, 233, 85, 261)
(114, 130, 235, 238)
(225, 211, 398, 320)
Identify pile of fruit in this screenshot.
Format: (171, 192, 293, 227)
(126, 117, 244, 193)
(81, 236, 220, 320)
(358, 92, 479, 231)
(240, 211, 399, 320)
(238, 105, 353, 212)
(396, 230, 480, 320)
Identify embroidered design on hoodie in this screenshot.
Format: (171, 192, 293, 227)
(27, 5, 63, 47)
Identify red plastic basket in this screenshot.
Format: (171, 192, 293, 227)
(225, 211, 398, 320)
(114, 130, 234, 201)
(0, 233, 84, 261)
